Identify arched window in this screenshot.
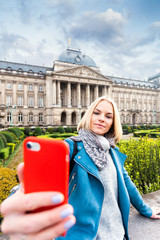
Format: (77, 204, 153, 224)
(39, 113, 43, 122)
(7, 112, 12, 122)
(71, 112, 76, 125)
(18, 113, 23, 122)
(29, 113, 34, 122)
(61, 112, 66, 125)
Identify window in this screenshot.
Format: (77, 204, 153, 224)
(7, 112, 12, 122)
(38, 97, 43, 107)
(6, 95, 12, 106)
(28, 97, 34, 107)
(126, 102, 129, 110)
(29, 113, 34, 122)
(18, 83, 23, 90)
(133, 101, 136, 110)
(121, 102, 124, 110)
(120, 92, 123, 98)
(18, 113, 23, 122)
(126, 115, 130, 123)
(28, 84, 33, 91)
(6, 82, 12, 89)
(39, 113, 43, 122)
(139, 102, 142, 109)
(18, 96, 23, 106)
(39, 85, 43, 92)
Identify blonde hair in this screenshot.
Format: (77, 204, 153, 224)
(77, 95, 122, 143)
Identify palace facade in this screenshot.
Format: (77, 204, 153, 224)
(0, 47, 159, 127)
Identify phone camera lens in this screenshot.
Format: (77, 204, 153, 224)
(26, 142, 32, 149)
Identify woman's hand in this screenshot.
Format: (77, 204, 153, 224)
(150, 207, 160, 219)
(0, 163, 76, 240)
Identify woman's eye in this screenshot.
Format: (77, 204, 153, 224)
(93, 112, 99, 115)
(106, 116, 112, 119)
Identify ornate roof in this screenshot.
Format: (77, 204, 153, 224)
(58, 48, 97, 67)
(0, 60, 52, 74)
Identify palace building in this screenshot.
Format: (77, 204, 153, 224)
(0, 47, 159, 127)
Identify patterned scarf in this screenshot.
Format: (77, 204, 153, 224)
(72, 129, 115, 170)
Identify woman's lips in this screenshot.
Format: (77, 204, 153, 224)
(95, 124, 105, 128)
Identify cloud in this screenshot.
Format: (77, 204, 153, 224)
(68, 9, 127, 45)
(0, 32, 34, 60)
(44, 0, 77, 19)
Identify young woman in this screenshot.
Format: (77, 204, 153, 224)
(1, 96, 160, 240)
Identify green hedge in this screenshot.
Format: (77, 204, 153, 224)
(7, 143, 16, 154)
(0, 133, 7, 147)
(0, 147, 10, 160)
(118, 137, 160, 194)
(24, 127, 32, 136)
(1, 132, 15, 143)
(134, 129, 160, 138)
(0, 137, 4, 150)
(34, 127, 42, 136)
(8, 127, 22, 138)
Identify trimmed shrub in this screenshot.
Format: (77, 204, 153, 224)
(34, 127, 42, 136)
(57, 127, 65, 134)
(9, 132, 17, 142)
(0, 138, 4, 150)
(0, 133, 7, 147)
(0, 147, 10, 160)
(7, 143, 16, 154)
(65, 127, 72, 133)
(8, 127, 22, 138)
(134, 129, 160, 138)
(24, 127, 32, 136)
(1, 132, 15, 143)
(47, 127, 54, 134)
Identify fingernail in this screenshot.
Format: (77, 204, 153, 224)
(51, 194, 63, 204)
(60, 207, 73, 219)
(64, 219, 75, 230)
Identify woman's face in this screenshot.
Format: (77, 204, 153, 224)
(90, 100, 114, 136)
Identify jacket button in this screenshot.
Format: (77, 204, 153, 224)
(78, 156, 81, 159)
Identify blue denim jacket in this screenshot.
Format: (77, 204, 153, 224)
(56, 139, 152, 240)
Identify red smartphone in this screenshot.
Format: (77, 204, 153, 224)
(23, 136, 70, 209)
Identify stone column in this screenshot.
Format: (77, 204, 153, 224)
(46, 77, 53, 108)
(13, 81, 17, 106)
(77, 83, 81, 107)
(118, 91, 121, 109)
(57, 81, 61, 106)
(67, 82, 71, 107)
(107, 85, 113, 98)
(86, 84, 90, 107)
(129, 92, 132, 110)
(1, 80, 5, 105)
(66, 112, 71, 125)
(34, 83, 38, 108)
(102, 86, 107, 96)
(52, 80, 57, 105)
(124, 92, 127, 111)
(94, 85, 99, 100)
(156, 91, 160, 124)
(24, 83, 28, 108)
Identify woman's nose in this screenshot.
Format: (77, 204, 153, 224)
(99, 114, 105, 121)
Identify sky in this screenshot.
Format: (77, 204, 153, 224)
(0, 0, 160, 80)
